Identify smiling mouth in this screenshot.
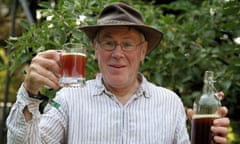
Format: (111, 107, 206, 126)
(109, 64, 126, 69)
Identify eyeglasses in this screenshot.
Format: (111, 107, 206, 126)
(97, 40, 145, 52)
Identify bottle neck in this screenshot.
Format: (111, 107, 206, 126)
(203, 81, 215, 95)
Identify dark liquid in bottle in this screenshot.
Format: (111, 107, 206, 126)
(191, 114, 219, 144)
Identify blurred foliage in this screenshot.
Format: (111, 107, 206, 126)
(1, 0, 239, 143)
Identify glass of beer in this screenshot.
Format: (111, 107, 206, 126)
(59, 43, 86, 87)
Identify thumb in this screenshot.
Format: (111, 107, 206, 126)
(187, 109, 194, 121)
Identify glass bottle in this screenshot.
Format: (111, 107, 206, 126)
(191, 71, 221, 144)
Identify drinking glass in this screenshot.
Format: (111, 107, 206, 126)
(59, 43, 86, 87)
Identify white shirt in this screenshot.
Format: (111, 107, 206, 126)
(7, 74, 190, 144)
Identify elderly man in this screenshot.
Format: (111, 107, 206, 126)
(7, 2, 229, 144)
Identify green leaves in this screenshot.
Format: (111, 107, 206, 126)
(3, 0, 240, 123)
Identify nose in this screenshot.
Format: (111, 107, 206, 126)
(111, 44, 124, 58)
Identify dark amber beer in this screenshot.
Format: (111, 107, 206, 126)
(59, 43, 86, 87)
(191, 114, 220, 144)
(61, 53, 86, 77)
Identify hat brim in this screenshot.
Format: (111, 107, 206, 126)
(79, 24, 163, 54)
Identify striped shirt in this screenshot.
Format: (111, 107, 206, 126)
(7, 73, 190, 144)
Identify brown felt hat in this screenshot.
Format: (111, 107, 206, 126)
(79, 2, 163, 54)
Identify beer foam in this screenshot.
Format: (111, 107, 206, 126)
(62, 52, 86, 57)
(193, 114, 220, 119)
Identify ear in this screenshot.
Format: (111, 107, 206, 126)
(140, 41, 148, 61)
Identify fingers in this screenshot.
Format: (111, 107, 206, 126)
(214, 117, 230, 127)
(187, 109, 194, 121)
(26, 63, 59, 88)
(213, 136, 227, 144)
(32, 51, 61, 72)
(211, 125, 228, 144)
(24, 50, 61, 94)
(211, 125, 228, 136)
(211, 117, 230, 143)
(211, 115, 230, 144)
(218, 106, 228, 117)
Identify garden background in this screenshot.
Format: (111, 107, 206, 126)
(0, 0, 239, 143)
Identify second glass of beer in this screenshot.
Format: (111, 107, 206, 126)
(59, 43, 86, 87)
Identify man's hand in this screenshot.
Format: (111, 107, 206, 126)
(23, 50, 61, 94)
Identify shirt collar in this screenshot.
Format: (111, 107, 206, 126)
(92, 73, 151, 98)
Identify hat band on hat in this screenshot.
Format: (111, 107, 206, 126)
(98, 20, 140, 25)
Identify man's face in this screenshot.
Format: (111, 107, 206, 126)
(94, 27, 148, 89)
